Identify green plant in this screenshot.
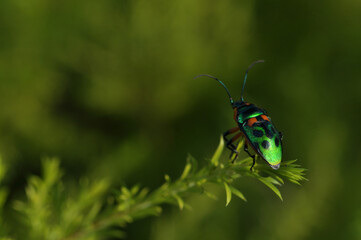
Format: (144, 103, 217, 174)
(0, 158, 10, 240)
(4, 137, 306, 239)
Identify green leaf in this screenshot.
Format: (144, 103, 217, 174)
(266, 176, 282, 186)
(258, 177, 283, 201)
(187, 154, 198, 174)
(42, 158, 62, 186)
(121, 187, 131, 197)
(133, 206, 162, 218)
(203, 189, 218, 200)
(229, 185, 247, 202)
(131, 185, 140, 195)
(137, 188, 149, 199)
(223, 182, 232, 206)
(83, 202, 102, 225)
(173, 194, 184, 210)
(211, 135, 224, 166)
(180, 161, 192, 180)
(164, 174, 171, 183)
(281, 159, 298, 165)
(231, 138, 245, 160)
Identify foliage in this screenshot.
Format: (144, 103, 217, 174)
(0, 158, 10, 240)
(13, 159, 109, 240)
(0, 0, 360, 239)
(0, 137, 306, 239)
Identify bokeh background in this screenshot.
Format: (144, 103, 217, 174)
(1, 0, 361, 239)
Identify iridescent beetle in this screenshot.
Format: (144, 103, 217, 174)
(196, 60, 283, 170)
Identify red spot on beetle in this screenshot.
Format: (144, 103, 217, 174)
(247, 117, 257, 127)
(261, 115, 270, 121)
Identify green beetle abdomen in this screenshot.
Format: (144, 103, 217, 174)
(235, 102, 282, 169)
(242, 120, 282, 168)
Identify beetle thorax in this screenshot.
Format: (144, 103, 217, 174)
(233, 101, 267, 124)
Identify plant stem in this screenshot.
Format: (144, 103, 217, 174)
(63, 160, 251, 240)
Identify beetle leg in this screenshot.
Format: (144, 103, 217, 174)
(223, 127, 239, 151)
(244, 142, 256, 171)
(279, 131, 283, 140)
(227, 132, 243, 162)
(223, 127, 244, 162)
(223, 127, 239, 139)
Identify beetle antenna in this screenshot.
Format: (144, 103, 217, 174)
(241, 60, 265, 101)
(194, 74, 234, 106)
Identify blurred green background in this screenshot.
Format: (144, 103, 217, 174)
(1, 0, 361, 239)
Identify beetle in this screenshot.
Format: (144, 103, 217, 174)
(195, 60, 283, 170)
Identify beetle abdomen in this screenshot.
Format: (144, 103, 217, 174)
(242, 119, 282, 168)
(235, 102, 282, 169)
